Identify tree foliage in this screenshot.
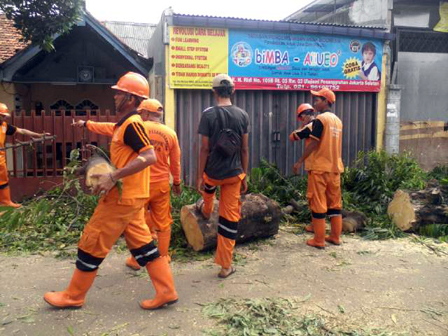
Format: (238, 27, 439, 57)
(0, 0, 83, 51)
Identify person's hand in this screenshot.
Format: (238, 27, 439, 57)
(91, 173, 115, 195)
(72, 120, 86, 128)
(173, 183, 182, 196)
(293, 159, 303, 175)
(241, 176, 248, 194)
(197, 176, 204, 192)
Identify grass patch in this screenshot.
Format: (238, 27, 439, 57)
(202, 297, 402, 335)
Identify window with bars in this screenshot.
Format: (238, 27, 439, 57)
(75, 99, 99, 116)
(398, 30, 448, 53)
(50, 100, 74, 116)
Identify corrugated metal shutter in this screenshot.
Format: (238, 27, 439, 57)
(176, 89, 377, 186)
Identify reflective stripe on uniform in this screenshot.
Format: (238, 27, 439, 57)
(135, 247, 158, 260)
(217, 216, 238, 240)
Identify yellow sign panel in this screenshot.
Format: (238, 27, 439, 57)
(434, 2, 448, 33)
(169, 26, 228, 89)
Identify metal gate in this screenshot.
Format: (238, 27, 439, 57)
(7, 109, 118, 200)
(176, 89, 377, 186)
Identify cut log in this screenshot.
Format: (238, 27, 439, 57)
(388, 181, 448, 231)
(85, 156, 114, 188)
(180, 193, 282, 251)
(341, 209, 367, 233)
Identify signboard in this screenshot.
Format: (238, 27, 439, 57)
(169, 26, 383, 92)
(169, 26, 228, 88)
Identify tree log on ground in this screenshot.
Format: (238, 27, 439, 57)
(180, 193, 282, 252)
(388, 181, 448, 231)
(341, 210, 367, 233)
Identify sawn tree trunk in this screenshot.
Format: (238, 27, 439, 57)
(180, 193, 282, 251)
(388, 181, 448, 231)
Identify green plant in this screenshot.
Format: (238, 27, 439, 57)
(0, 0, 83, 51)
(0, 149, 98, 255)
(419, 224, 448, 242)
(248, 159, 310, 222)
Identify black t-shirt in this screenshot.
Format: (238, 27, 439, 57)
(6, 124, 16, 136)
(198, 105, 250, 180)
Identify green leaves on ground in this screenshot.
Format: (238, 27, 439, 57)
(249, 151, 446, 240)
(0, 149, 97, 254)
(202, 297, 399, 335)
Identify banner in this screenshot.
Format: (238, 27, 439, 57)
(169, 26, 228, 88)
(169, 26, 383, 92)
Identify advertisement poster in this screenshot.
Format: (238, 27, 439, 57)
(169, 26, 228, 88)
(169, 26, 383, 92)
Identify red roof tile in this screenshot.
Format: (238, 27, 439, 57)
(0, 14, 29, 64)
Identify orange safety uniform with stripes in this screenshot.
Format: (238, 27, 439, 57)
(86, 119, 181, 231)
(289, 120, 316, 172)
(0, 122, 17, 188)
(306, 111, 344, 218)
(77, 112, 159, 272)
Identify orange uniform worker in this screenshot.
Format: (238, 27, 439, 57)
(289, 103, 316, 233)
(292, 88, 344, 249)
(44, 72, 178, 310)
(197, 74, 250, 279)
(0, 103, 50, 208)
(81, 98, 182, 267)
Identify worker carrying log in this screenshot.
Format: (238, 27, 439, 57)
(44, 72, 178, 310)
(75, 98, 182, 265)
(0, 102, 50, 208)
(292, 88, 344, 249)
(196, 74, 250, 278)
(289, 103, 317, 233)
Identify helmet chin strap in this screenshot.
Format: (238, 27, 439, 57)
(116, 93, 131, 113)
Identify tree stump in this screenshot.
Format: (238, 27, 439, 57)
(388, 181, 448, 231)
(341, 209, 367, 233)
(180, 193, 282, 251)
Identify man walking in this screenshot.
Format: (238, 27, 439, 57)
(197, 74, 250, 278)
(80, 98, 182, 266)
(293, 88, 344, 249)
(45, 72, 178, 310)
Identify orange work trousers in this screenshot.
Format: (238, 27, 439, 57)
(77, 194, 157, 271)
(145, 181, 172, 233)
(202, 173, 244, 269)
(306, 171, 342, 218)
(0, 161, 9, 187)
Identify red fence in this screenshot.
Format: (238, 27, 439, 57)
(8, 110, 118, 200)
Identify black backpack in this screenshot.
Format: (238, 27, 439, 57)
(213, 108, 241, 158)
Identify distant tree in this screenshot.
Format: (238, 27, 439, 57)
(0, 0, 83, 51)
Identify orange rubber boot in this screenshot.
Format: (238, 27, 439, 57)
(157, 230, 171, 263)
(325, 215, 342, 245)
(44, 268, 98, 308)
(0, 187, 21, 208)
(305, 224, 314, 233)
(126, 255, 141, 270)
(140, 256, 178, 310)
(306, 218, 326, 249)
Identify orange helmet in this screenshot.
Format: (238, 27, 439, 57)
(111, 72, 149, 99)
(137, 99, 163, 114)
(311, 87, 336, 104)
(0, 103, 10, 116)
(296, 103, 314, 117)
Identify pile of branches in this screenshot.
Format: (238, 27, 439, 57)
(248, 151, 444, 240)
(0, 149, 98, 254)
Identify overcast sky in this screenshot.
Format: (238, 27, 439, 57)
(86, 0, 315, 24)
